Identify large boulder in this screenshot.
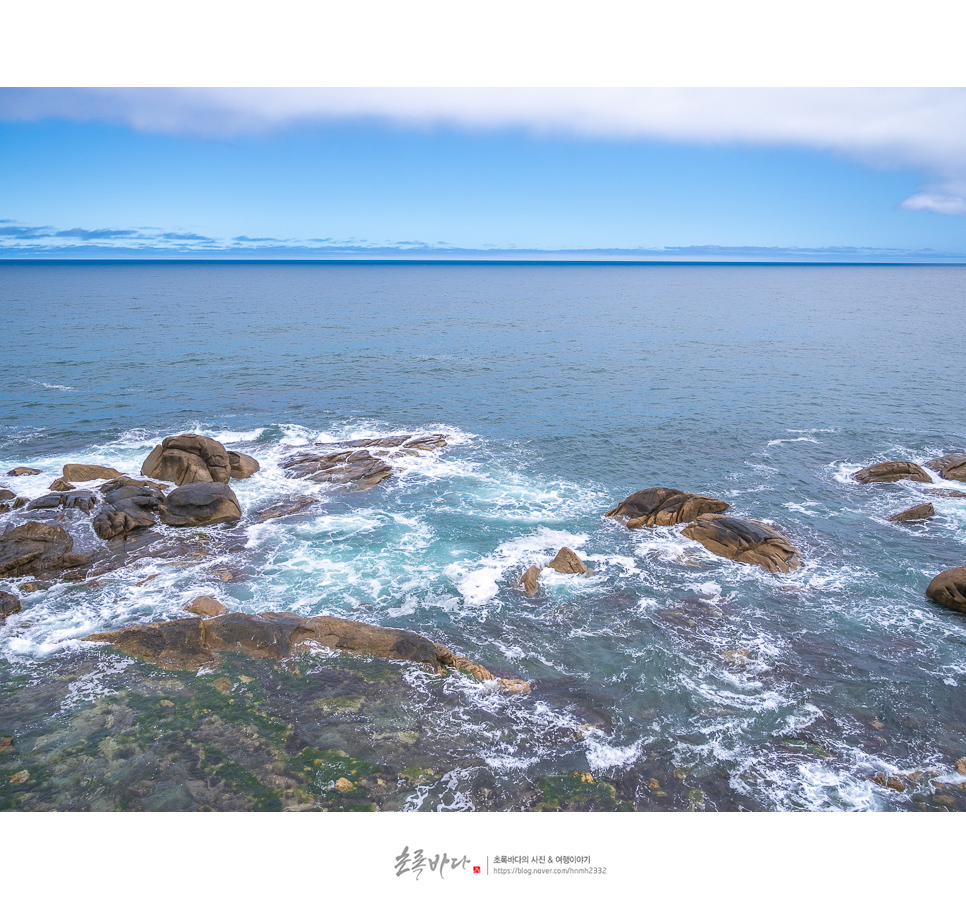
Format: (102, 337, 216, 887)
(681, 514, 802, 573)
(0, 590, 21, 621)
(92, 481, 166, 540)
(606, 487, 730, 528)
(158, 482, 241, 527)
(227, 451, 260, 479)
(926, 567, 966, 614)
(85, 610, 528, 692)
(853, 461, 931, 484)
(62, 463, 124, 482)
(926, 453, 966, 483)
(0, 521, 90, 579)
(141, 434, 231, 486)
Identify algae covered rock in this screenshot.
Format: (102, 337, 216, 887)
(606, 487, 729, 528)
(681, 514, 802, 573)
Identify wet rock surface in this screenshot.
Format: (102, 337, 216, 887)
(889, 503, 935, 523)
(158, 482, 242, 527)
(926, 566, 966, 614)
(183, 595, 229, 618)
(681, 514, 802, 573)
(853, 461, 932, 484)
(0, 521, 90, 579)
(255, 496, 317, 522)
(547, 546, 589, 575)
(62, 463, 124, 482)
(606, 487, 730, 528)
(0, 589, 21, 620)
(26, 491, 99, 514)
(92, 482, 166, 540)
(926, 453, 966, 482)
(7, 467, 41, 477)
(227, 451, 260, 479)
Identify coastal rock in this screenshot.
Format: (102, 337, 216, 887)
(141, 434, 231, 486)
(281, 448, 393, 489)
(8, 467, 41, 476)
(0, 521, 90, 579)
(62, 463, 124, 482)
(158, 482, 241, 528)
(605, 487, 730, 528)
(99, 476, 169, 494)
(925, 453, 966, 483)
(853, 461, 931, 484)
(547, 547, 589, 575)
(681, 514, 802, 573)
(85, 610, 527, 691)
(888, 503, 934, 523)
(255, 496, 317, 522)
(0, 490, 15, 502)
(183, 595, 228, 617)
(0, 589, 21, 621)
(227, 450, 260, 479)
(924, 488, 966, 499)
(518, 564, 541, 596)
(49, 478, 76, 492)
(92, 483, 166, 540)
(926, 566, 966, 614)
(26, 491, 99, 514)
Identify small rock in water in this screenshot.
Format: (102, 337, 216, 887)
(853, 461, 932, 484)
(49, 478, 76, 492)
(227, 450, 260, 479)
(183, 595, 228, 617)
(10, 769, 29, 785)
(926, 566, 966, 614)
(7, 467, 41, 476)
(956, 757, 966, 775)
(255, 496, 317, 522)
(924, 488, 966, 499)
(0, 736, 12, 752)
(547, 547, 589, 575)
(333, 777, 355, 792)
(0, 489, 16, 501)
(888, 503, 934, 523)
(722, 648, 751, 663)
(517, 564, 541, 596)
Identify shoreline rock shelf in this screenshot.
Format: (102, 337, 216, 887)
(85, 610, 530, 693)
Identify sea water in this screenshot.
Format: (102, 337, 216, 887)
(1, 261, 965, 811)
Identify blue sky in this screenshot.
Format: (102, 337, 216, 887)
(1, 89, 965, 259)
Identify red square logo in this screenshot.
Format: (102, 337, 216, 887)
(473, 866, 481, 874)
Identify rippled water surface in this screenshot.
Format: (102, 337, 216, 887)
(2, 261, 965, 811)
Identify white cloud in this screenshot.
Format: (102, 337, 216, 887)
(3, 88, 966, 215)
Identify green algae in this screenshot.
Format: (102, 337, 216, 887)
(535, 772, 621, 811)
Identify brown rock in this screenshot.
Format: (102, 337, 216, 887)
(26, 491, 98, 514)
(0, 521, 90, 579)
(333, 777, 355, 792)
(547, 547, 588, 575)
(183, 595, 228, 617)
(0, 737, 12, 752)
(12, 497, 28, 510)
(49, 478, 76, 492)
(281, 448, 393, 489)
(606, 487, 730, 528)
(227, 450, 260, 479)
(0, 489, 15, 502)
(141, 434, 231, 486)
(10, 770, 29, 785)
(86, 610, 528, 692)
(925, 488, 966, 499)
(158, 482, 241, 527)
(853, 461, 931, 484)
(62, 463, 124, 482)
(888, 503, 935, 523)
(7, 467, 41, 476)
(0, 589, 22, 620)
(681, 514, 802, 573)
(92, 483, 166, 539)
(99, 477, 169, 494)
(722, 648, 751, 663)
(925, 453, 966, 483)
(518, 564, 541, 596)
(926, 566, 966, 614)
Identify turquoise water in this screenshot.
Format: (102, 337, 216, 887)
(2, 261, 966, 810)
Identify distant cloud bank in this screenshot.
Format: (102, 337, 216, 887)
(2, 88, 966, 216)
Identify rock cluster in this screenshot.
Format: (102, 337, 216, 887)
(517, 547, 589, 596)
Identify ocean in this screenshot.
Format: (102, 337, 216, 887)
(1, 260, 965, 811)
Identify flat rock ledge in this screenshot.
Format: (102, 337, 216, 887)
(926, 453, 966, 483)
(681, 514, 802, 573)
(86, 610, 529, 693)
(853, 461, 932, 484)
(926, 567, 966, 614)
(606, 487, 729, 528)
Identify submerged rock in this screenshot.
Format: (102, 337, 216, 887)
(888, 503, 934, 523)
(0, 589, 21, 620)
(926, 567, 966, 614)
(86, 610, 528, 692)
(853, 461, 931, 484)
(0, 521, 90, 579)
(255, 496, 317, 522)
(142, 434, 232, 486)
(92, 482, 166, 540)
(7, 467, 41, 477)
(547, 547, 589, 575)
(158, 482, 241, 527)
(681, 514, 802, 573)
(606, 487, 730, 528)
(227, 450, 260, 479)
(62, 463, 124, 482)
(926, 453, 966, 483)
